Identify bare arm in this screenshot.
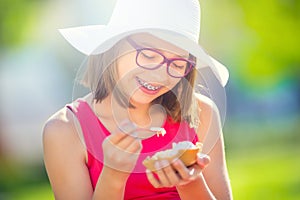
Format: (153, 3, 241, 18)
(176, 94, 232, 199)
(176, 174, 215, 200)
(43, 108, 142, 200)
(92, 166, 129, 199)
(43, 108, 94, 199)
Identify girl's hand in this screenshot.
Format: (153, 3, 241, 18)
(102, 128, 143, 175)
(146, 153, 210, 188)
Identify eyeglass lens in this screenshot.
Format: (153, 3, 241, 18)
(137, 49, 190, 78)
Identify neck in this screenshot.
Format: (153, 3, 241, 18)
(129, 99, 166, 128)
(93, 95, 152, 127)
(93, 95, 165, 129)
(128, 99, 152, 128)
(128, 108, 151, 128)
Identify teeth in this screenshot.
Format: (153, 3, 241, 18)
(137, 78, 161, 91)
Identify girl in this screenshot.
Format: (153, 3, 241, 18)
(43, 0, 232, 199)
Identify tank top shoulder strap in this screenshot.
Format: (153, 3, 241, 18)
(66, 99, 107, 162)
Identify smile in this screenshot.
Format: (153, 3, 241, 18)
(136, 77, 162, 91)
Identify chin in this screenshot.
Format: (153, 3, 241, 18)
(129, 88, 169, 106)
(130, 96, 155, 106)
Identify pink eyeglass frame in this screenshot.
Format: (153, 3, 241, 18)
(126, 37, 196, 78)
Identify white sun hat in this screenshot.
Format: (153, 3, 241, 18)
(59, 0, 229, 86)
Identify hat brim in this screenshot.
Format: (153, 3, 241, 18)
(59, 25, 229, 86)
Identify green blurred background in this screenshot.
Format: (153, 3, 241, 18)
(0, 0, 299, 199)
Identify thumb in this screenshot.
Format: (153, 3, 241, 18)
(197, 153, 210, 168)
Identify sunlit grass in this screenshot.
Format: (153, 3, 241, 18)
(10, 184, 53, 200)
(227, 144, 300, 200)
(0, 159, 53, 200)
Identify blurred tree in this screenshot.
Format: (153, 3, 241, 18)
(200, 0, 300, 93)
(0, 0, 46, 49)
(236, 0, 300, 91)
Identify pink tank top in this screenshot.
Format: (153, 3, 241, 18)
(67, 99, 199, 200)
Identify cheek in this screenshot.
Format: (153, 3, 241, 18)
(116, 53, 137, 79)
(159, 80, 181, 97)
(168, 78, 182, 89)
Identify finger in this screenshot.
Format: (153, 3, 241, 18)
(172, 164, 200, 186)
(171, 159, 191, 181)
(107, 131, 129, 144)
(108, 119, 137, 144)
(196, 153, 210, 169)
(146, 169, 161, 188)
(125, 139, 142, 153)
(154, 161, 172, 187)
(161, 162, 180, 185)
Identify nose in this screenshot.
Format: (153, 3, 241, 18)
(148, 63, 170, 83)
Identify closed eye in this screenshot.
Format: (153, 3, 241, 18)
(171, 61, 187, 69)
(141, 51, 155, 59)
(173, 63, 185, 69)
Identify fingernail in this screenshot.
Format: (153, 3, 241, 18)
(154, 161, 160, 170)
(199, 153, 209, 159)
(198, 153, 210, 166)
(172, 159, 180, 166)
(189, 168, 195, 176)
(161, 160, 169, 168)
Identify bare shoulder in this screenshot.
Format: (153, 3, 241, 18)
(43, 94, 93, 145)
(43, 106, 76, 142)
(43, 106, 93, 198)
(194, 93, 219, 116)
(194, 93, 233, 199)
(42, 106, 85, 158)
(194, 93, 221, 126)
(194, 93, 222, 141)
